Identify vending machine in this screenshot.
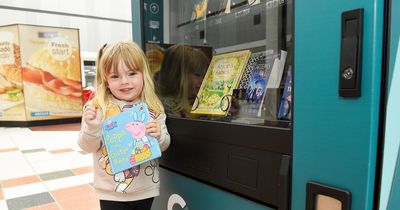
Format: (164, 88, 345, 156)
(132, 0, 399, 209)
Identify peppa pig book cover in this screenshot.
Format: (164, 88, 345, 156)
(102, 103, 161, 174)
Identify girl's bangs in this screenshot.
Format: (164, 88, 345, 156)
(122, 51, 143, 72)
(105, 48, 143, 74)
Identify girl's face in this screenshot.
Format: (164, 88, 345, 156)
(188, 72, 203, 100)
(106, 60, 144, 102)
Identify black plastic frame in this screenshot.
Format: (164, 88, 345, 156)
(306, 181, 351, 210)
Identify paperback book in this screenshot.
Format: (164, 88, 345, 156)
(266, 50, 287, 88)
(191, 49, 251, 116)
(235, 51, 279, 121)
(277, 68, 292, 120)
(102, 103, 161, 174)
(191, 0, 208, 21)
(256, 49, 287, 118)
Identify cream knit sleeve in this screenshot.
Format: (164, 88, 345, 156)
(157, 113, 170, 152)
(77, 117, 102, 153)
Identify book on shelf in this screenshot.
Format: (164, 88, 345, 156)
(238, 49, 275, 89)
(248, 0, 261, 5)
(102, 103, 161, 174)
(256, 49, 287, 118)
(266, 50, 287, 89)
(191, 49, 251, 116)
(235, 51, 279, 121)
(191, 0, 208, 21)
(277, 67, 292, 120)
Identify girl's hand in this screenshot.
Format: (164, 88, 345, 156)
(83, 105, 103, 130)
(146, 119, 161, 140)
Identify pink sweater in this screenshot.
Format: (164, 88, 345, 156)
(78, 98, 170, 201)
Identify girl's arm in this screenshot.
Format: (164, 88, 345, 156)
(78, 105, 103, 153)
(78, 121, 102, 153)
(157, 113, 170, 152)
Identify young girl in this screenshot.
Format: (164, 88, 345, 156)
(78, 41, 170, 210)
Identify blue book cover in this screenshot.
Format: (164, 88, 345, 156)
(237, 51, 278, 119)
(102, 103, 161, 174)
(278, 68, 292, 120)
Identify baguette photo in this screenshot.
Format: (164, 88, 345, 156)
(22, 47, 83, 115)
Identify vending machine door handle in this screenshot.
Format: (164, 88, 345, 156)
(339, 8, 364, 97)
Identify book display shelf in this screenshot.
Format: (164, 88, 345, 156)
(143, 0, 293, 208)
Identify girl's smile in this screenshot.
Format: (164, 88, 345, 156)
(107, 60, 144, 102)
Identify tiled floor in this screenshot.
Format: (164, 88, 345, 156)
(0, 126, 100, 210)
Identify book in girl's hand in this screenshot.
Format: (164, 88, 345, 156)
(102, 103, 161, 174)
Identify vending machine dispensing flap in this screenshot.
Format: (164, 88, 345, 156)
(339, 9, 364, 97)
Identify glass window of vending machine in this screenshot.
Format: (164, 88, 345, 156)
(143, 0, 293, 209)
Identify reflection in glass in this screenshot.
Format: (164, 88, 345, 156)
(155, 45, 210, 118)
(145, 0, 293, 128)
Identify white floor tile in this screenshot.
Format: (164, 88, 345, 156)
(11, 131, 80, 151)
(0, 133, 15, 149)
(3, 128, 32, 137)
(0, 200, 8, 210)
(2, 182, 48, 199)
(24, 152, 92, 174)
(0, 151, 36, 180)
(4, 128, 31, 133)
(8, 134, 41, 151)
(44, 173, 93, 191)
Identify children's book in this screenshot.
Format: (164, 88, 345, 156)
(266, 50, 287, 88)
(102, 103, 161, 174)
(253, 50, 287, 119)
(191, 49, 251, 116)
(277, 67, 292, 120)
(238, 49, 275, 90)
(236, 51, 278, 119)
(191, 0, 208, 21)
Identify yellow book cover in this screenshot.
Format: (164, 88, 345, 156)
(191, 50, 251, 116)
(191, 0, 208, 21)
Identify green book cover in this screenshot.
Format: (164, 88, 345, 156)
(191, 50, 251, 116)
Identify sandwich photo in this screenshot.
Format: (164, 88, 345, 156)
(0, 43, 24, 110)
(22, 47, 83, 115)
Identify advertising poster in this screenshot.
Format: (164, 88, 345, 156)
(18, 25, 83, 121)
(0, 25, 26, 121)
(0, 24, 83, 122)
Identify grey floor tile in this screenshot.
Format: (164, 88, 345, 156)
(21, 148, 46, 154)
(39, 169, 75, 181)
(6, 192, 53, 210)
(78, 150, 89, 155)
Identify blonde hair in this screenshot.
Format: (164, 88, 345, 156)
(156, 45, 209, 114)
(93, 41, 163, 117)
